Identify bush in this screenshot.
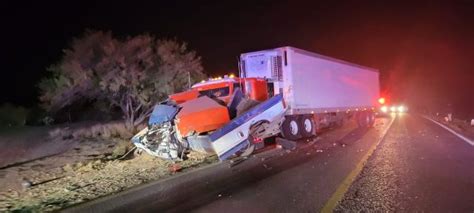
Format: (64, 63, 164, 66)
(0, 103, 29, 126)
(25, 106, 48, 126)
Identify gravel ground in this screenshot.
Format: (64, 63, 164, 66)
(0, 138, 217, 212)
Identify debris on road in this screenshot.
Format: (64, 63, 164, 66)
(262, 164, 272, 170)
(228, 156, 248, 167)
(20, 178, 33, 189)
(168, 164, 182, 173)
(276, 137, 297, 150)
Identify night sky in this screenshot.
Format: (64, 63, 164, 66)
(1, 1, 473, 117)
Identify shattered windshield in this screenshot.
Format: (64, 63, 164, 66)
(198, 87, 230, 98)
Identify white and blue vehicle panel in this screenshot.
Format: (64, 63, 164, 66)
(210, 94, 285, 161)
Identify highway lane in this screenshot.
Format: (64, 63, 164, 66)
(194, 114, 473, 212)
(191, 117, 394, 213)
(336, 114, 474, 212)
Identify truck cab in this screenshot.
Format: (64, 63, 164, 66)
(171, 76, 270, 104)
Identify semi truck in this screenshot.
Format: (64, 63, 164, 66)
(132, 46, 380, 161)
(240, 46, 380, 140)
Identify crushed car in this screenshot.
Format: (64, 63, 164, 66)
(132, 77, 285, 161)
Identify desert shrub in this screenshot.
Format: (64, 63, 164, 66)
(0, 103, 29, 126)
(25, 106, 48, 126)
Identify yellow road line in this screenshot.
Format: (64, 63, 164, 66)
(320, 117, 396, 213)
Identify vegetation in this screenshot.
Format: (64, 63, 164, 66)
(0, 103, 29, 126)
(39, 30, 205, 132)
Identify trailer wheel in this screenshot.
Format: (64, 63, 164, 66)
(300, 116, 314, 138)
(357, 111, 370, 128)
(368, 111, 375, 127)
(281, 116, 301, 140)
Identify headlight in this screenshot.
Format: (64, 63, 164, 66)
(381, 106, 388, 113)
(390, 106, 397, 112)
(398, 105, 405, 113)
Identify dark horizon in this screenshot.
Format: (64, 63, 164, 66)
(1, 0, 473, 117)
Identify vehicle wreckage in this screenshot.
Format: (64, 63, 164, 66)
(132, 77, 286, 161)
(132, 46, 381, 161)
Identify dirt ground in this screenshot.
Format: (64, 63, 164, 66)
(0, 134, 216, 212)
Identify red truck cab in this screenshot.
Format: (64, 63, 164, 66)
(170, 76, 270, 104)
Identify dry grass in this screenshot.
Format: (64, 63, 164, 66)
(0, 151, 217, 212)
(48, 121, 134, 140)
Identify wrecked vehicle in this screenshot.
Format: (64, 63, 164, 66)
(133, 46, 381, 161)
(132, 77, 284, 161)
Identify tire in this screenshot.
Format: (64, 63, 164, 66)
(299, 116, 314, 138)
(367, 111, 375, 127)
(357, 111, 370, 128)
(281, 116, 301, 140)
(335, 116, 344, 127)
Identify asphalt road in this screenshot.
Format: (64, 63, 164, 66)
(70, 114, 474, 212)
(193, 114, 473, 212)
(336, 114, 474, 212)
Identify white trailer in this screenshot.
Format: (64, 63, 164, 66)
(240, 46, 380, 140)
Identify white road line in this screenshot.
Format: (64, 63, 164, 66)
(422, 116, 474, 146)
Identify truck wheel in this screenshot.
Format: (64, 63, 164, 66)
(335, 116, 344, 127)
(368, 111, 375, 127)
(281, 116, 301, 140)
(357, 111, 370, 128)
(300, 116, 314, 138)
